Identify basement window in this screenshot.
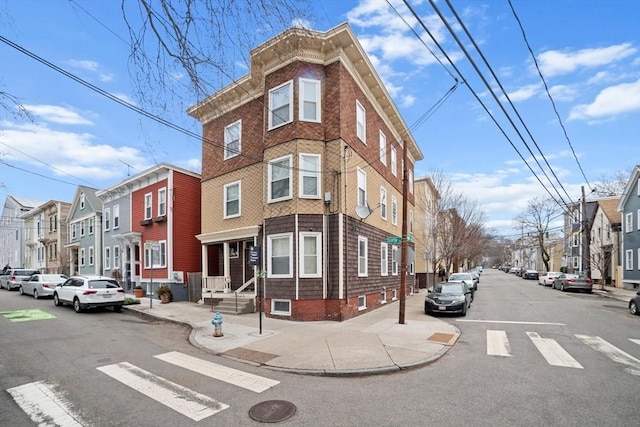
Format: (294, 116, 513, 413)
(272, 299, 291, 316)
(358, 295, 367, 311)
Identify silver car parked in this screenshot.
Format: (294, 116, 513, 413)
(20, 274, 69, 299)
(0, 268, 40, 291)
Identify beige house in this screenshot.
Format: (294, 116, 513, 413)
(414, 176, 440, 288)
(590, 197, 622, 286)
(22, 200, 71, 274)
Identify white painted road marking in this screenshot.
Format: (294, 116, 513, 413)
(7, 381, 86, 427)
(457, 320, 565, 325)
(527, 332, 583, 369)
(97, 362, 228, 421)
(155, 351, 279, 393)
(629, 338, 640, 347)
(575, 335, 640, 377)
(487, 330, 512, 357)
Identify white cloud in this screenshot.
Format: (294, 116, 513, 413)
(22, 104, 93, 125)
(0, 122, 148, 182)
(505, 83, 542, 102)
(67, 59, 100, 71)
(568, 79, 640, 121)
(537, 43, 637, 77)
(548, 84, 577, 102)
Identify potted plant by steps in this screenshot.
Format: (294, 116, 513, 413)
(133, 285, 145, 298)
(156, 285, 172, 304)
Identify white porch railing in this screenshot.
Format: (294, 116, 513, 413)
(202, 276, 231, 299)
(234, 276, 255, 296)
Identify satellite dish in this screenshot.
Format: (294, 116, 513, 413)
(355, 204, 372, 219)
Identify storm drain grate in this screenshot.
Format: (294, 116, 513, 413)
(249, 400, 296, 423)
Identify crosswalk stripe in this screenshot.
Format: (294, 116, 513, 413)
(487, 330, 512, 357)
(154, 351, 279, 393)
(575, 335, 640, 377)
(7, 381, 86, 427)
(629, 339, 640, 347)
(526, 332, 583, 369)
(97, 362, 229, 421)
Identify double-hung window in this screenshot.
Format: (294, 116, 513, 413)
(299, 154, 320, 198)
(145, 241, 167, 268)
(356, 101, 366, 143)
(379, 131, 387, 165)
(80, 248, 85, 266)
(71, 223, 77, 239)
(80, 220, 86, 236)
(113, 245, 120, 269)
(268, 233, 293, 278)
(144, 193, 153, 219)
(224, 120, 241, 159)
(357, 168, 367, 207)
(88, 246, 94, 266)
(104, 208, 110, 231)
(88, 218, 94, 234)
(390, 146, 397, 176)
(224, 181, 241, 218)
(409, 169, 414, 194)
(113, 205, 120, 229)
(625, 250, 633, 270)
(104, 247, 111, 269)
(380, 187, 387, 220)
(381, 242, 388, 276)
(299, 79, 321, 122)
(299, 232, 322, 278)
(158, 188, 166, 217)
(391, 196, 398, 226)
(269, 81, 293, 129)
(358, 236, 368, 277)
(391, 245, 398, 275)
(269, 155, 292, 202)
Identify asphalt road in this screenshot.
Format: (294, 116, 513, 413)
(1, 269, 638, 426)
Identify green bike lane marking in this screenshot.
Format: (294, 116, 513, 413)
(0, 309, 57, 322)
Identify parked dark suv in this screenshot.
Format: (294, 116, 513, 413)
(0, 268, 39, 291)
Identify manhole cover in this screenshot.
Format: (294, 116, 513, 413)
(249, 400, 296, 423)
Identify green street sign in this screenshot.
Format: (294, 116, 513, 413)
(387, 236, 402, 244)
(405, 235, 413, 242)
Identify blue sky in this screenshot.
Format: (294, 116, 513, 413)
(1, 0, 639, 239)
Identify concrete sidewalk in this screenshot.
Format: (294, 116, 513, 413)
(123, 290, 461, 376)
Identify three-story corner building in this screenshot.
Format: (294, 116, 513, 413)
(188, 23, 423, 321)
(65, 186, 102, 276)
(590, 197, 622, 287)
(96, 163, 202, 301)
(1, 196, 42, 268)
(563, 200, 597, 274)
(22, 200, 70, 274)
(616, 165, 640, 290)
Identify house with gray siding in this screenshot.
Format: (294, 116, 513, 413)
(616, 165, 640, 290)
(65, 186, 102, 276)
(0, 196, 43, 268)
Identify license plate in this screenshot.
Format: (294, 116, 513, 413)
(438, 306, 446, 311)
(103, 294, 112, 298)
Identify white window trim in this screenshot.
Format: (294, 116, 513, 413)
(357, 167, 367, 207)
(113, 245, 120, 269)
(391, 195, 398, 226)
(637, 209, 640, 230)
(144, 193, 153, 220)
(392, 245, 398, 276)
(88, 246, 94, 266)
(113, 205, 120, 229)
(391, 146, 397, 176)
(392, 288, 397, 301)
(625, 249, 633, 270)
(358, 236, 368, 277)
(299, 153, 321, 199)
(224, 119, 242, 160)
(79, 248, 85, 267)
(224, 181, 242, 219)
(268, 155, 293, 203)
(299, 78, 321, 123)
(299, 232, 322, 278)
(104, 208, 110, 231)
(158, 187, 167, 217)
(80, 194, 85, 209)
(80, 220, 86, 237)
(356, 100, 366, 143)
(380, 187, 387, 220)
(71, 223, 77, 239)
(145, 240, 167, 269)
(271, 299, 291, 316)
(381, 242, 388, 276)
(357, 295, 367, 311)
(267, 233, 293, 278)
(104, 247, 111, 270)
(88, 217, 94, 235)
(409, 210, 414, 234)
(269, 80, 293, 130)
(379, 131, 387, 165)
(625, 212, 633, 233)
(409, 169, 414, 194)
(381, 290, 387, 304)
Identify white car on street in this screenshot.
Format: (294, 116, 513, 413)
(53, 275, 125, 313)
(538, 271, 562, 286)
(20, 274, 68, 299)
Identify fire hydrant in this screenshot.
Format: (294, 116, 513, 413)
(212, 312, 224, 337)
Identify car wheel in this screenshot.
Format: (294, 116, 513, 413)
(461, 304, 467, 317)
(560, 283, 565, 292)
(53, 293, 63, 306)
(113, 305, 122, 313)
(19, 286, 24, 295)
(630, 301, 639, 315)
(33, 290, 38, 299)
(73, 298, 83, 313)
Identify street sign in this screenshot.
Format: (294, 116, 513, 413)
(144, 240, 159, 251)
(405, 235, 413, 243)
(387, 236, 402, 244)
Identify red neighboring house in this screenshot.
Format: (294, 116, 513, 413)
(127, 163, 202, 301)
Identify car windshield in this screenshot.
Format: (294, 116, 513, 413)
(449, 274, 471, 281)
(88, 280, 120, 289)
(434, 283, 464, 294)
(15, 270, 38, 276)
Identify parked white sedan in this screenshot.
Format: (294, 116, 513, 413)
(538, 271, 562, 286)
(53, 275, 125, 313)
(20, 274, 68, 299)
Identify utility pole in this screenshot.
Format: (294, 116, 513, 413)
(399, 140, 408, 325)
(581, 186, 591, 278)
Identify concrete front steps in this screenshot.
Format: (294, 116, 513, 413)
(203, 295, 255, 315)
